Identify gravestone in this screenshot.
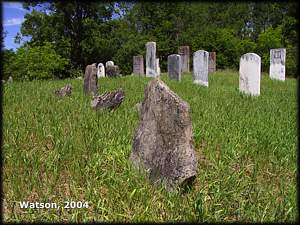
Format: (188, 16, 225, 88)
(130, 79, 198, 191)
(8, 76, 13, 83)
(83, 63, 98, 95)
(145, 42, 157, 77)
(269, 48, 286, 81)
(133, 55, 144, 75)
(106, 65, 120, 77)
(91, 88, 125, 111)
(105, 61, 114, 68)
(208, 52, 216, 73)
(168, 54, 182, 81)
(54, 84, 72, 97)
(178, 46, 190, 73)
(156, 58, 161, 76)
(239, 53, 261, 96)
(97, 63, 105, 78)
(193, 50, 209, 87)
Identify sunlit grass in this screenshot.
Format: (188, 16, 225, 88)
(3, 71, 297, 222)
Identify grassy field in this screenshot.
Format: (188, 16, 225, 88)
(2, 70, 297, 222)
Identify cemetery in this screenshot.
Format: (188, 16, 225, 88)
(2, 1, 297, 223)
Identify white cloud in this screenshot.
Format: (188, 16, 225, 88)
(3, 17, 25, 26)
(3, 2, 28, 11)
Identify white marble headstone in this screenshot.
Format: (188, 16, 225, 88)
(269, 48, 286, 81)
(97, 63, 105, 78)
(193, 50, 209, 87)
(105, 61, 114, 68)
(145, 42, 157, 77)
(239, 53, 261, 96)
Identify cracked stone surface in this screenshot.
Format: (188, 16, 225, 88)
(130, 78, 198, 191)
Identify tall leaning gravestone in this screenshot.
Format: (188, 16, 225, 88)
(193, 50, 209, 87)
(239, 53, 261, 96)
(83, 63, 98, 95)
(168, 54, 182, 81)
(178, 46, 190, 73)
(145, 42, 157, 77)
(269, 48, 286, 81)
(130, 78, 198, 191)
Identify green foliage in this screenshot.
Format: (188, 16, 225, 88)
(237, 39, 257, 56)
(3, 72, 297, 222)
(2, 49, 16, 80)
(10, 42, 69, 80)
(112, 34, 147, 75)
(257, 27, 282, 71)
(285, 44, 298, 77)
(191, 28, 239, 69)
(3, 2, 298, 78)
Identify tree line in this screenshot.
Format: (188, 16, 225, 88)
(2, 1, 298, 80)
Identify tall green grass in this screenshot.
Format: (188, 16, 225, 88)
(3, 71, 297, 222)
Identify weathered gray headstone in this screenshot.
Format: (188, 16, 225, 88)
(83, 63, 98, 95)
(156, 58, 161, 76)
(168, 54, 182, 81)
(130, 78, 198, 191)
(133, 55, 144, 75)
(178, 46, 190, 73)
(54, 84, 72, 97)
(97, 63, 105, 78)
(239, 53, 261, 96)
(193, 50, 209, 87)
(269, 48, 286, 81)
(208, 52, 216, 73)
(145, 42, 157, 77)
(106, 65, 120, 77)
(105, 61, 114, 68)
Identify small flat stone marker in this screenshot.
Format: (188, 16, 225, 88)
(54, 84, 72, 97)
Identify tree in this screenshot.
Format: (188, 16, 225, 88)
(9, 42, 69, 80)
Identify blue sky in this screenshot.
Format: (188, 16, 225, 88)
(2, 2, 122, 51)
(2, 2, 32, 51)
